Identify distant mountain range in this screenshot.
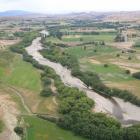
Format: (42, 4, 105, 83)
(0, 10, 140, 22)
(57, 11, 140, 21)
(0, 10, 35, 17)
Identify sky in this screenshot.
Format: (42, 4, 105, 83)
(0, 0, 140, 14)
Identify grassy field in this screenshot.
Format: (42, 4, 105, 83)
(0, 84, 27, 113)
(0, 120, 4, 133)
(80, 59, 133, 82)
(47, 36, 62, 43)
(66, 45, 118, 59)
(24, 116, 87, 140)
(66, 45, 140, 97)
(38, 96, 58, 115)
(0, 50, 41, 92)
(47, 34, 116, 44)
(0, 49, 58, 115)
(62, 34, 116, 42)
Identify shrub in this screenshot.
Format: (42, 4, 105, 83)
(14, 127, 24, 136)
(104, 64, 109, 67)
(40, 87, 53, 97)
(134, 41, 140, 48)
(127, 49, 136, 53)
(128, 56, 132, 60)
(132, 72, 140, 80)
(125, 70, 131, 74)
(116, 54, 120, 57)
(42, 77, 51, 85)
(94, 49, 97, 52)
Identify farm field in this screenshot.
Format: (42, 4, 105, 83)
(65, 44, 140, 97)
(62, 34, 116, 42)
(46, 33, 116, 47)
(0, 50, 41, 92)
(46, 23, 140, 98)
(23, 116, 87, 140)
(0, 49, 58, 114)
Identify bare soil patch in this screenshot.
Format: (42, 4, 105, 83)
(106, 80, 140, 98)
(0, 94, 20, 140)
(112, 61, 140, 69)
(89, 57, 101, 64)
(107, 42, 134, 49)
(0, 39, 20, 49)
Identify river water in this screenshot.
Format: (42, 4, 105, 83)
(26, 37, 140, 126)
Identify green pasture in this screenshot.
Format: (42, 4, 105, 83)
(23, 116, 87, 140)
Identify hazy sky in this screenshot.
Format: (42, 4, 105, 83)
(0, 0, 140, 13)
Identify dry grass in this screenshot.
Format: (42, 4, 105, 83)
(106, 80, 140, 98)
(0, 39, 20, 49)
(89, 57, 101, 64)
(107, 42, 134, 49)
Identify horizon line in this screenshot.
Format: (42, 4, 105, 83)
(0, 9, 140, 15)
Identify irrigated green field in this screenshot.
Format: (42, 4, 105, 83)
(24, 116, 87, 140)
(0, 50, 41, 92)
(65, 45, 118, 58)
(66, 45, 140, 97)
(62, 34, 116, 42)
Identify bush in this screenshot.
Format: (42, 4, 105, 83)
(14, 127, 24, 136)
(104, 64, 109, 67)
(125, 70, 131, 74)
(94, 49, 97, 52)
(40, 87, 53, 97)
(127, 49, 136, 53)
(42, 77, 51, 85)
(132, 72, 140, 80)
(134, 41, 140, 48)
(128, 56, 132, 60)
(116, 54, 120, 57)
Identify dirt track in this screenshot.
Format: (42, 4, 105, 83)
(0, 94, 20, 140)
(0, 83, 32, 140)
